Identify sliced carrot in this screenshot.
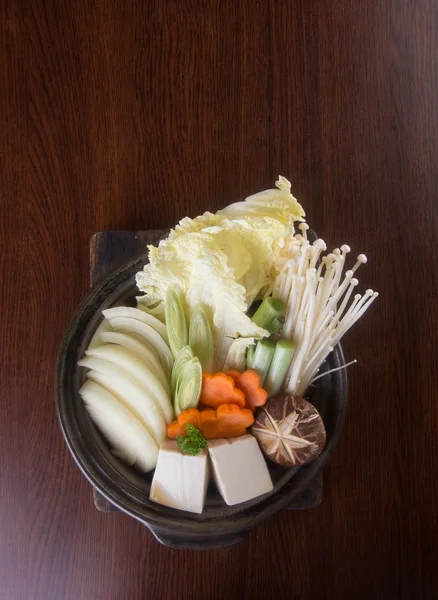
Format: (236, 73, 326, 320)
(167, 408, 200, 438)
(202, 404, 254, 439)
(199, 409, 217, 425)
(179, 407, 201, 426)
(167, 421, 186, 438)
(226, 371, 240, 384)
(216, 403, 254, 436)
(226, 369, 268, 412)
(216, 403, 254, 422)
(226, 369, 241, 379)
(167, 405, 254, 440)
(200, 372, 245, 409)
(202, 422, 247, 439)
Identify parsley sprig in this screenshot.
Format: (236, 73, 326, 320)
(176, 424, 208, 456)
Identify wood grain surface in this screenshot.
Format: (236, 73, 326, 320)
(1, 1, 437, 599)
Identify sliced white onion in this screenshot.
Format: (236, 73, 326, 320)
(103, 306, 168, 344)
(78, 356, 167, 445)
(99, 331, 170, 394)
(88, 318, 113, 348)
(107, 316, 174, 374)
(79, 380, 158, 472)
(85, 344, 173, 423)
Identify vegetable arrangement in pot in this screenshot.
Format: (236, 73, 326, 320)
(78, 176, 378, 514)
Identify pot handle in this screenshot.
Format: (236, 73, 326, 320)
(145, 523, 249, 550)
(286, 473, 323, 510)
(93, 489, 120, 512)
(92, 491, 248, 548)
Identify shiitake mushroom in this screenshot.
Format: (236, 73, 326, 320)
(251, 395, 326, 467)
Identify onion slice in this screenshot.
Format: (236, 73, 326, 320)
(78, 356, 167, 444)
(79, 380, 158, 472)
(85, 344, 173, 423)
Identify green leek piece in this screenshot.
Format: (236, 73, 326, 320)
(265, 339, 297, 398)
(252, 339, 276, 385)
(246, 344, 256, 369)
(189, 304, 214, 372)
(174, 357, 202, 416)
(171, 346, 194, 395)
(251, 298, 285, 334)
(165, 287, 188, 358)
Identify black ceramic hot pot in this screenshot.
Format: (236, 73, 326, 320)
(56, 245, 347, 550)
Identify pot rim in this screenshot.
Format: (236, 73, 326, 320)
(56, 246, 348, 537)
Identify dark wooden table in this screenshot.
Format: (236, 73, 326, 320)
(1, 1, 437, 599)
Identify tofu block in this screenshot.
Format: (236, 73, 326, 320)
(208, 435, 273, 506)
(149, 441, 210, 514)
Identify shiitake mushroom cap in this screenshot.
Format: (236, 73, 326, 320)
(251, 395, 326, 467)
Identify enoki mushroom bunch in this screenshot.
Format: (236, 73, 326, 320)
(273, 224, 378, 396)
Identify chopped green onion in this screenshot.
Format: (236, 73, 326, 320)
(175, 357, 202, 416)
(269, 317, 285, 335)
(171, 345, 194, 394)
(165, 286, 188, 358)
(189, 304, 214, 372)
(265, 339, 297, 398)
(246, 344, 256, 369)
(252, 339, 275, 385)
(251, 298, 285, 334)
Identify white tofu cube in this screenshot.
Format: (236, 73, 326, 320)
(149, 441, 210, 514)
(208, 435, 273, 506)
